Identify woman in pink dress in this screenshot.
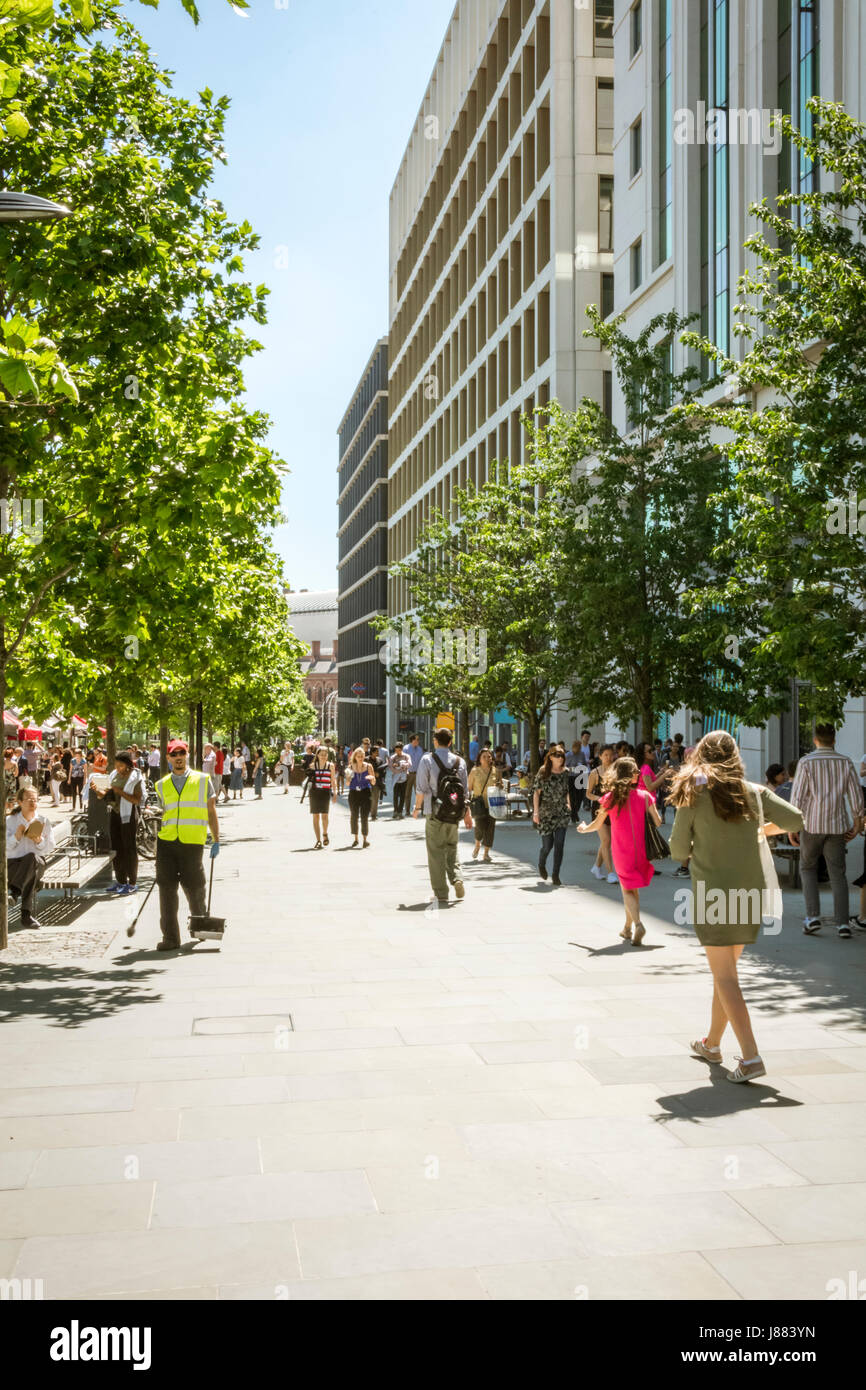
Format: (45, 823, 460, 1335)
(578, 756, 662, 945)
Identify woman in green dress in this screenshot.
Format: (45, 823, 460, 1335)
(668, 731, 804, 1083)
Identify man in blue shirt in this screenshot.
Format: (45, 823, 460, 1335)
(405, 733, 425, 817)
(468, 733, 480, 766)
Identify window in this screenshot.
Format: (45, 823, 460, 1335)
(630, 0, 642, 57)
(630, 116, 642, 179)
(658, 0, 672, 263)
(700, 0, 729, 369)
(630, 237, 642, 291)
(594, 0, 614, 56)
(596, 79, 614, 155)
(602, 370, 613, 420)
(601, 272, 614, 319)
(598, 174, 613, 252)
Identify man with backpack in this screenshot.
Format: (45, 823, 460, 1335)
(413, 727, 471, 906)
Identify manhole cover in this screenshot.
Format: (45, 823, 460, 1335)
(0, 930, 118, 963)
(192, 1014, 294, 1035)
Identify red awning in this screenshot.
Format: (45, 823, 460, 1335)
(71, 714, 88, 729)
(3, 710, 22, 728)
(21, 728, 43, 740)
(98, 725, 107, 735)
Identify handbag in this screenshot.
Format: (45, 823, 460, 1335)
(629, 790, 670, 861)
(751, 782, 783, 932)
(470, 768, 492, 819)
(488, 782, 508, 820)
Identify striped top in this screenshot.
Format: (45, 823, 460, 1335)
(790, 749, 863, 835)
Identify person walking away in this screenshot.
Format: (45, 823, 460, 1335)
(147, 742, 161, 789)
(94, 750, 143, 895)
(347, 746, 376, 847)
(253, 747, 265, 799)
(667, 731, 804, 1081)
(154, 740, 220, 952)
(586, 745, 617, 882)
(389, 743, 410, 819)
(49, 754, 63, 807)
(565, 741, 584, 823)
(413, 728, 471, 905)
(307, 745, 336, 847)
(334, 744, 346, 796)
(405, 734, 424, 816)
(789, 724, 863, 939)
(6, 786, 56, 928)
(212, 743, 225, 799)
(468, 732, 480, 767)
(368, 745, 385, 820)
(533, 748, 572, 885)
(202, 743, 217, 798)
(578, 755, 661, 944)
(230, 746, 245, 800)
(468, 747, 502, 863)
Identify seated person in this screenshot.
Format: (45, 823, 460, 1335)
(6, 786, 56, 929)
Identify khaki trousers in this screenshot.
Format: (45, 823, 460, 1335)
(425, 815, 462, 901)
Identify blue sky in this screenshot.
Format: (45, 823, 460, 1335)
(131, 0, 456, 591)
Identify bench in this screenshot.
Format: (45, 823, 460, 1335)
(505, 790, 531, 818)
(38, 818, 115, 900)
(770, 840, 801, 888)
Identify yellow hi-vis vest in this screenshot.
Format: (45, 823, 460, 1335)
(155, 770, 211, 845)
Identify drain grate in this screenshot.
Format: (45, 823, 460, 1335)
(192, 1014, 294, 1035)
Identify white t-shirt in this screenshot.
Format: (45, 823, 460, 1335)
(147, 750, 160, 769)
(115, 767, 143, 824)
(233, 755, 245, 772)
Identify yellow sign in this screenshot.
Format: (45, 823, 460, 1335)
(435, 712, 455, 731)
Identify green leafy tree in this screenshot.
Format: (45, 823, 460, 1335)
(554, 309, 734, 745)
(681, 99, 866, 726)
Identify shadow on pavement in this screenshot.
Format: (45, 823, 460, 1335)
(0, 963, 167, 1029)
(654, 1068, 804, 1124)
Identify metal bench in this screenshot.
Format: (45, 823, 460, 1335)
(770, 840, 801, 888)
(505, 790, 531, 818)
(38, 819, 115, 900)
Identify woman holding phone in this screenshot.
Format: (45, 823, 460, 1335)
(347, 746, 376, 848)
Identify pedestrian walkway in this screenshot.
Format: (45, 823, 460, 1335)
(1, 788, 865, 1300)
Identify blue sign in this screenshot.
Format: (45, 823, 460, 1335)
(492, 705, 513, 723)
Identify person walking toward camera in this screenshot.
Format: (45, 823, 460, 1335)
(533, 747, 572, 885)
(788, 723, 863, 939)
(389, 742, 411, 820)
(468, 747, 502, 863)
(308, 744, 336, 848)
(578, 755, 660, 944)
(154, 740, 220, 952)
(347, 745, 376, 847)
(93, 750, 143, 896)
(586, 744, 617, 882)
(414, 728, 471, 905)
(667, 731, 803, 1082)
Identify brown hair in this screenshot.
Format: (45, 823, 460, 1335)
(666, 730, 753, 822)
(601, 756, 639, 810)
(539, 747, 566, 780)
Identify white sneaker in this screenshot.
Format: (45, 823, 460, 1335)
(590, 865, 604, 879)
(606, 872, 619, 884)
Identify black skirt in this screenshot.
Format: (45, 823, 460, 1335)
(309, 787, 331, 815)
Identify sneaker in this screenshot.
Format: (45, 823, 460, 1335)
(125, 884, 139, 894)
(156, 941, 179, 953)
(673, 865, 689, 878)
(606, 872, 618, 884)
(691, 1038, 723, 1064)
(551, 875, 561, 886)
(837, 925, 852, 939)
(590, 864, 604, 879)
(850, 916, 866, 931)
(803, 918, 822, 935)
(106, 883, 125, 895)
(727, 1057, 766, 1083)
(20, 916, 42, 930)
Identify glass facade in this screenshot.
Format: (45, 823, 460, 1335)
(797, 1, 820, 207)
(598, 174, 613, 252)
(594, 0, 614, 57)
(699, 0, 729, 373)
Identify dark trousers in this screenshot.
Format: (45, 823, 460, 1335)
(474, 808, 496, 849)
(70, 777, 84, 809)
(155, 838, 207, 948)
(568, 781, 582, 822)
(7, 853, 43, 920)
(539, 826, 567, 878)
(349, 788, 371, 838)
(392, 781, 407, 817)
(109, 811, 138, 886)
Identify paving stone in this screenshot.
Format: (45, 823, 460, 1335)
(552, 1192, 779, 1257)
(0, 1182, 154, 1238)
(27, 1139, 261, 1188)
(151, 1170, 376, 1228)
(476, 1252, 741, 1300)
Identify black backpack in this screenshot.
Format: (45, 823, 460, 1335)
(433, 751, 466, 823)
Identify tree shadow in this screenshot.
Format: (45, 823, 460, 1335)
(0, 962, 168, 1029)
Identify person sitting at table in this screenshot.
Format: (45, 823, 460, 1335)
(6, 786, 56, 929)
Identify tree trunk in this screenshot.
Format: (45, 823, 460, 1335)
(458, 705, 471, 764)
(187, 704, 195, 757)
(527, 708, 541, 778)
(105, 701, 117, 765)
(0, 660, 8, 951)
(195, 702, 203, 769)
(158, 693, 170, 777)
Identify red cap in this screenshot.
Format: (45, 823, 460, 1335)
(167, 740, 189, 753)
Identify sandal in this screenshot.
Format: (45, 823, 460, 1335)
(482, 853, 492, 862)
(619, 924, 632, 940)
(472, 844, 480, 859)
(323, 834, 329, 846)
(691, 1038, 722, 1064)
(631, 922, 646, 946)
(314, 841, 322, 850)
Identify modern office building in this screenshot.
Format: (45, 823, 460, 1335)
(386, 0, 614, 748)
(611, 0, 866, 773)
(336, 339, 389, 749)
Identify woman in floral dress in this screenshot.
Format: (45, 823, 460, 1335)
(532, 748, 572, 886)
